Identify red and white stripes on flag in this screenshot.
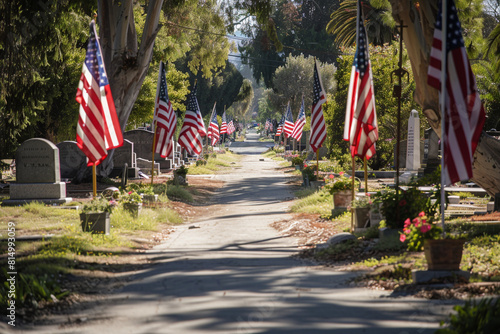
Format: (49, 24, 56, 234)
(227, 117, 236, 135)
(220, 112, 228, 134)
(283, 102, 294, 138)
(153, 61, 177, 158)
(275, 114, 284, 137)
(75, 20, 123, 166)
(178, 83, 206, 156)
(290, 97, 306, 141)
(427, 0, 485, 185)
(207, 104, 219, 146)
(343, 0, 378, 160)
(309, 60, 327, 152)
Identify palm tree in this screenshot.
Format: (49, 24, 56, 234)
(326, 0, 395, 47)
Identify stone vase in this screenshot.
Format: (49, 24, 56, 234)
(80, 212, 110, 235)
(424, 239, 465, 271)
(123, 203, 143, 218)
(353, 207, 370, 228)
(142, 194, 158, 203)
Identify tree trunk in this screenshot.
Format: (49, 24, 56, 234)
(389, 0, 500, 197)
(77, 0, 164, 179)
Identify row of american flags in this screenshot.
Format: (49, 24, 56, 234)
(76, 0, 485, 186)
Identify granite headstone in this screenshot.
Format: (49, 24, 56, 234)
(56, 141, 88, 180)
(6, 138, 71, 205)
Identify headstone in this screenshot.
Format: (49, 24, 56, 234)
(113, 139, 135, 169)
(406, 110, 420, 171)
(123, 129, 172, 172)
(4, 138, 72, 205)
(136, 158, 160, 176)
(315, 232, 356, 250)
(56, 141, 88, 180)
(423, 128, 440, 174)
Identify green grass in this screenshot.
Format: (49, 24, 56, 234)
(291, 188, 334, 216)
(166, 184, 193, 202)
(188, 152, 241, 175)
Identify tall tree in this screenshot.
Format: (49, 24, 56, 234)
(239, 0, 340, 88)
(0, 1, 94, 158)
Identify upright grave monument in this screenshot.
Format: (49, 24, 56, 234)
(4, 138, 71, 205)
(123, 129, 173, 172)
(57, 141, 89, 180)
(400, 110, 421, 184)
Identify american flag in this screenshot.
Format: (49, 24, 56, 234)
(220, 112, 228, 134)
(207, 104, 219, 146)
(178, 83, 206, 155)
(290, 97, 306, 141)
(283, 102, 294, 138)
(343, 0, 378, 160)
(275, 114, 284, 137)
(153, 61, 177, 158)
(427, 0, 485, 185)
(75, 20, 123, 166)
(309, 59, 327, 152)
(227, 117, 236, 135)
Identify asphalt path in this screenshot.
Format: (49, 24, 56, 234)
(12, 130, 459, 334)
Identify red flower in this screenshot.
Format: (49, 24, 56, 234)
(403, 228, 411, 234)
(329, 174, 334, 179)
(420, 225, 432, 233)
(418, 211, 425, 217)
(339, 171, 344, 176)
(400, 234, 407, 242)
(404, 218, 411, 228)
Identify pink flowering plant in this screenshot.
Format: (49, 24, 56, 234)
(399, 211, 443, 251)
(324, 172, 360, 195)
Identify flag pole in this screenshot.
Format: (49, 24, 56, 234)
(92, 164, 97, 198)
(439, 0, 448, 233)
(316, 151, 319, 179)
(151, 121, 158, 185)
(151, 62, 163, 185)
(364, 157, 368, 192)
(351, 155, 355, 232)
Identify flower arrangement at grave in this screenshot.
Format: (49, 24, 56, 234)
(80, 196, 115, 214)
(120, 191, 142, 205)
(373, 187, 435, 229)
(399, 211, 443, 251)
(324, 172, 359, 195)
(302, 163, 318, 182)
(349, 194, 372, 209)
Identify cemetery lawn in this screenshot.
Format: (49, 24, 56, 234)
(273, 183, 500, 300)
(0, 175, 224, 322)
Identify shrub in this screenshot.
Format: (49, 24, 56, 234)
(374, 187, 433, 229)
(436, 298, 500, 333)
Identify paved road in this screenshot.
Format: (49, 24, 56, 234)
(13, 130, 458, 334)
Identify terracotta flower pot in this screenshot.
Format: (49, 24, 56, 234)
(333, 190, 352, 209)
(424, 239, 465, 271)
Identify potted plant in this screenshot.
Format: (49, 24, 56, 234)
(399, 211, 465, 271)
(120, 191, 143, 218)
(140, 186, 158, 203)
(376, 187, 435, 229)
(301, 164, 318, 185)
(173, 165, 188, 185)
(80, 196, 114, 234)
(291, 156, 304, 170)
(325, 172, 360, 209)
(350, 194, 372, 229)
